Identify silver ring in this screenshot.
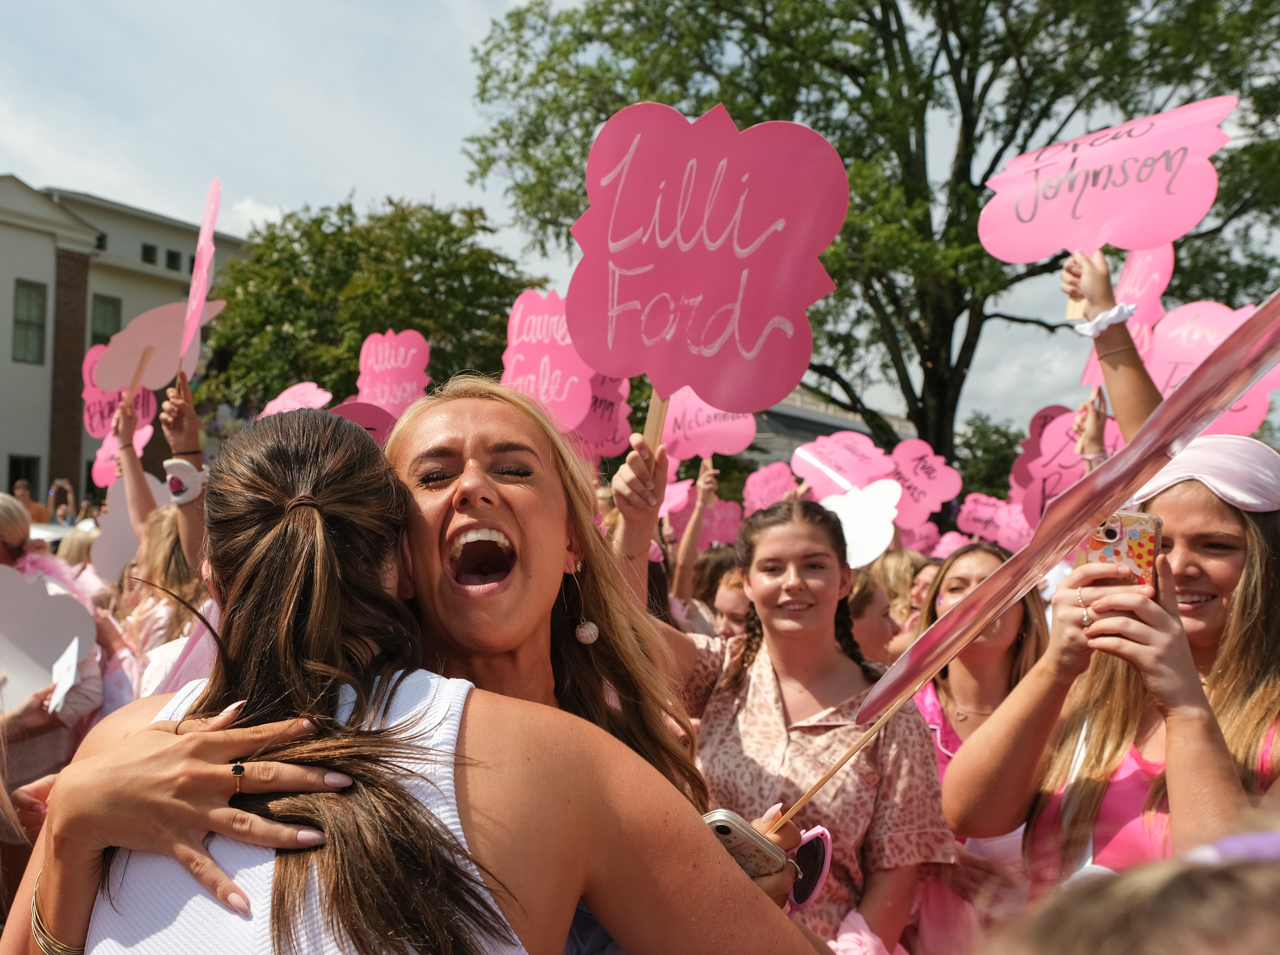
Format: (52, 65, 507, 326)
(1081, 608, 1091, 628)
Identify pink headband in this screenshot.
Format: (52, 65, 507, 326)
(1129, 435, 1280, 513)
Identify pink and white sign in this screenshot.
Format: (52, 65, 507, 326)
(260, 382, 332, 418)
(1081, 245, 1173, 387)
(819, 480, 901, 568)
(81, 345, 156, 439)
(95, 301, 226, 393)
(743, 461, 799, 516)
(501, 289, 594, 431)
(661, 386, 756, 463)
(979, 96, 1237, 263)
(565, 102, 849, 413)
(670, 496, 744, 551)
(932, 531, 971, 560)
(899, 521, 940, 555)
(356, 329, 431, 419)
(92, 426, 153, 489)
(790, 431, 894, 503)
(572, 375, 633, 461)
(180, 178, 220, 362)
(1145, 301, 1280, 436)
(886, 439, 963, 529)
(332, 401, 398, 446)
(1017, 409, 1125, 525)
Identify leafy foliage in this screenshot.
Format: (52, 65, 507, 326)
(954, 412, 1026, 500)
(467, 0, 1280, 461)
(198, 201, 540, 410)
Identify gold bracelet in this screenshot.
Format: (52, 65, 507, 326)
(30, 872, 86, 955)
(1094, 343, 1138, 361)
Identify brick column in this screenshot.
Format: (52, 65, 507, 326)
(48, 249, 89, 503)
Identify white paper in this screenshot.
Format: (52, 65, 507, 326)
(47, 637, 80, 714)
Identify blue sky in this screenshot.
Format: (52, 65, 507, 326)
(0, 1, 1105, 435)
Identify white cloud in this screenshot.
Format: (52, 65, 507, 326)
(220, 197, 284, 239)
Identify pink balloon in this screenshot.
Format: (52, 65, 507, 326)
(661, 386, 756, 463)
(501, 289, 595, 431)
(331, 400, 397, 446)
(1145, 301, 1280, 436)
(1019, 410, 1125, 526)
(565, 102, 849, 412)
(356, 329, 431, 418)
(886, 439, 963, 529)
(670, 496, 743, 551)
(979, 96, 1236, 263)
(572, 374, 633, 461)
(1081, 245, 1173, 387)
(790, 431, 894, 502)
(860, 285, 1280, 724)
(92, 426, 153, 489)
(95, 301, 227, 393)
(260, 382, 332, 417)
(180, 178, 220, 360)
(81, 345, 156, 439)
(743, 461, 799, 516)
(899, 521, 940, 555)
(931, 531, 971, 560)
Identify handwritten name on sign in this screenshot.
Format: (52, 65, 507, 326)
(81, 345, 156, 439)
(572, 374, 633, 461)
(661, 386, 756, 462)
(790, 431, 894, 502)
(501, 289, 595, 431)
(886, 439, 963, 529)
(357, 329, 431, 419)
(1017, 409, 1124, 526)
(743, 461, 799, 516)
(1009, 404, 1071, 504)
(979, 96, 1236, 263)
(566, 102, 849, 413)
(956, 493, 1005, 541)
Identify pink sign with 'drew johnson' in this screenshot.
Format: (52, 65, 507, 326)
(979, 96, 1236, 263)
(661, 386, 756, 462)
(81, 345, 156, 440)
(356, 329, 431, 419)
(501, 289, 595, 431)
(565, 102, 849, 413)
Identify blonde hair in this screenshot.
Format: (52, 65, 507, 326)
(0, 492, 30, 558)
(58, 527, 100, 568)
(1028, 485, 1280, 877)
(870, 547, 928, 622)
(386, 375, 708, 810)
(134, 505, 206, 644)
(847, 567, 881, 620)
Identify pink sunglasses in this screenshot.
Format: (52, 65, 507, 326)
(788, 826, 832, 913)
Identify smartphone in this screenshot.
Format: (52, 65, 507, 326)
(1076, 510, 1162, 588)
(703, 809, 786, 878)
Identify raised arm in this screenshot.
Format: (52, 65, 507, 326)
(672, 458, 718, 603)
(1061, 251, 1163, 443)
(112, 401, 158, 541)
(610, 434, 669, 609)
(159, 372, 206, 573)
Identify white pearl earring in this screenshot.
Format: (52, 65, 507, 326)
(571, 564, 598, 644)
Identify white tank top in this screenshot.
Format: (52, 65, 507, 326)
(85, 670, 527, 954)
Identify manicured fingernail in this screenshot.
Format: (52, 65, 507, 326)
(300, 719, 317, 734)
(640, 447, 651, 460)
(647, 496, 657, 507)
(324, 772, 353, 789)
(218, 700, 247, 719)
(763, 802, 783, 822)
(296, 829, 326, 847)
(228, 891, 251, 917)
(645, 480, 654, 490)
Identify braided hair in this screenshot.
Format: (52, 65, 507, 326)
(719, 499, 881, 694)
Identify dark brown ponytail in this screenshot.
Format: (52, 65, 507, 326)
(834, 593, 882, 684)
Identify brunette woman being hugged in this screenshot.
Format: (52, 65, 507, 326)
(15, 409, 825, 955)
(612, 442, 954, 953)
(943, 436, 1280, 896)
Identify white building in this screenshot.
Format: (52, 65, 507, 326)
(0, 175, 244, 502)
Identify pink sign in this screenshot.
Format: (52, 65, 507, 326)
(661, 386, 756, 463)
(1145, 301, 1280, 437)
(572, 375, 633, 461)
(331, 401, 397, 446)
(886, 439, 963, 529)
(356, 329, 431, 419)
(180, 178, 221, 361)
(979, 96, 1237, 263)
(670, 496, 744, 551)
(1018, 409, 1125, 525)
(1009, 405, 1071, 507)
(92, 426, 153, 489)
(931, 531, 971, 560)
(565, 102, 849, 412)
(260, 382, 332, 417)
(81, 345, 156, 439)
(95, 301, 227, 392)
(660, 479, 694, 519)
(996, 503, 1033, 553)
(899, 521, 940, 555)
(1081, 245, 1173, 387)
(956, 493, 1004, 541)
(501, 289, 594, 431)
(790, 431, 894, 502)
(743, 461, 799, 516)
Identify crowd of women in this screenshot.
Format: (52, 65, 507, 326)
(0, 255, 1276, 955)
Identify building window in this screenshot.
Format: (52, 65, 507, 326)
(12, 280, 46, 365)
(95, 233, 108, 250)
(188, 254, 195, 274)
(9, 455, 40, 496)
(142, 243, 157, 264)
(165, 250, 181, 271)
(91, 295, 122, 346)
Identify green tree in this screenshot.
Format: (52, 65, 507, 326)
(954, 411, 1025, 500)
(198, 200, 540, 410)
(467, 0, 1280, 462)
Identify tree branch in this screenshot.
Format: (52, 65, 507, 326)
(987, 311, 1073, 332)
(806, 363, 903, 449)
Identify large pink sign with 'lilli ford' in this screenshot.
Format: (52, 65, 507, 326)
(979, 96, 1236, 263)
(565, 102, 849, 413)
(501, 289, 595, 431)
(357, 329, 431, 419)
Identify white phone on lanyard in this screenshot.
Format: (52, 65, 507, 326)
(702, 809, 786, 878)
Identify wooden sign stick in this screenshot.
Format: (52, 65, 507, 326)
(766, 692, 916, 835)
(643, 389, 670, 451)
(124, 347, 153, 405)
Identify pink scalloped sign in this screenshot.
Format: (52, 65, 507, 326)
(565, 101, 849, 412)
(180, 178, 220, 362)
(95, 300, 227, 392)
(660, 478, 694, 519)
(743, 461, 799, 516)
(899, 521, 940, 555)
(886, 439, 963, 529)
(331, 400, 397, 446)
(81, 345, 157, 439)
(260, 382, 332, 417)
(670, 496, 744, 551)
(1017, 409, 1125, 525)
(92, 426, 154, 489)
(790, 431, 894, 502)
(661, 386, 756, 463)
(979, 96, 1236, 263)
(356, 329, 431, 419)
(501, 289, 595, 431)
(1081, 245, 1172, 387)
(957, 494, 1034, 553)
